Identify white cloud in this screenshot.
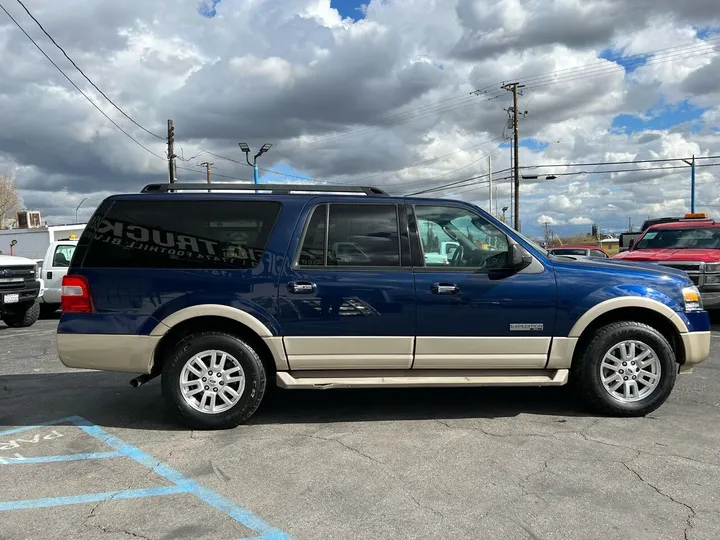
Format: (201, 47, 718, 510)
(0, 0, 718, 233)
(537, 215, 563, 226)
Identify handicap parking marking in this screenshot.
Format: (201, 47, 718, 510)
(0, 416, 292, 540)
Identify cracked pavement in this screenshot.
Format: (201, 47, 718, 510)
(1, 318, 720, 539)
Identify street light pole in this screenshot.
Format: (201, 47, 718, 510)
(682, 155, 696, 213)
(75, 197, 88, 223)
(239, 143, 272, 185)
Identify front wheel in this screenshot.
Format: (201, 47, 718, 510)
(572, 321, 677, 417)
(161, 331, 267, 429)
(2, 300, 40, 328)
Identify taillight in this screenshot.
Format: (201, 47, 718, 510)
(61, 275, 94, 313)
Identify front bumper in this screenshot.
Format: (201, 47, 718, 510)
(0, 280, 41, 311)
(680, 331, 711, 371)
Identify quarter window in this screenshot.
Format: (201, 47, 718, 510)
(414, 205, 509, 269)
(81, 200, 281, 269)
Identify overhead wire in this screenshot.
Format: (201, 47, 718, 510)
(0, 2, 166, 161)
(13, 0, 166, 140)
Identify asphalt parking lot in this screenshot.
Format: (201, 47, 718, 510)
(1, 319, 720, 540)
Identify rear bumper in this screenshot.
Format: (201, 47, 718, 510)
(681, 331, 711, 366)
(57, 333, 160, 373)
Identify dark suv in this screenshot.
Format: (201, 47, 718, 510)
(57, 183, 711, 429)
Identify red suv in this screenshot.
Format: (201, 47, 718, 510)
(614, 214, 720, 309)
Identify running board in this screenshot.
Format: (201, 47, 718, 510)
(276, 369, 569, 390)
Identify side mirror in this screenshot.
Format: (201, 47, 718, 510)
(509, 243, 532, 269)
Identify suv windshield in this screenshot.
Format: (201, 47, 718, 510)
(635, 227, 720, 250)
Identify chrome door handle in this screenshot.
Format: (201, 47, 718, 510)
(287, 281, 316, 294)
(431, 282, 459, 295)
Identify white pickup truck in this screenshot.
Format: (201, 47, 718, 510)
(37, 239, 78, 316)
(0, 254, 43, 327)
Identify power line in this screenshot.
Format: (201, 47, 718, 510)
(13, 0, 165, 141)
(353, 135, 506, 182)
(0, 2, 166, 161)
(407, 159, 720, 197)
(277, 37, 719, 151)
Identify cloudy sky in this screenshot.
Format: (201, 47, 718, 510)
(1, 0, 719, 237)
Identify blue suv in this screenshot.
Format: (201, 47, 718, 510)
(57, 183, 712, 429)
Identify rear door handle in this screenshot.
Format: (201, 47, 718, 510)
(287, 281, 317, 294)
(431, 282, 459, 295)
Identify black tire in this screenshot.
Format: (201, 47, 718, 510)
(161, 331, 267, 430)
(572, 321, 677, 417)
(40, 303, 60, 318)
(2, 300, 40, 328)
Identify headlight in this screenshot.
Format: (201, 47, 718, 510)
(705, 262, 720, 273)
(683, 286, 703, 312)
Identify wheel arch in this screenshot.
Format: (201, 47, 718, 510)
(149, 306, 288, 377)
(570, 304, 687, 368)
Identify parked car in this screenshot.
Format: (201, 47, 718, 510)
(0, 253, 43, 327)
(57, 183, 711, 429)
(614, 213, 720, 309)
(548, 245, 609, 259)
(38, 238, 78, 316)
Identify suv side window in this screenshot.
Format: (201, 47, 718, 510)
(297, 204, 401, 267)
(414, 205, 509, 269)
(81, 200, 281, 269)
(590, 249, 608, 258)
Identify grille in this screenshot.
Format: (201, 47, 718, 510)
(658, 262, 702, 272)
(0, 266, 36, 292)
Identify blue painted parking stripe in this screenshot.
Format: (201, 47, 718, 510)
(0, 486, 185, 511)
(0, 416, 77, 437)
(72, 417, 291, 539)
(1, 451, 121, 464)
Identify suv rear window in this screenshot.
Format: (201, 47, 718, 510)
(80, 200, 281, 269)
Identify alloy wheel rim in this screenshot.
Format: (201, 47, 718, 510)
(179, 349, 246, 414)
(600, 340, 661, 403)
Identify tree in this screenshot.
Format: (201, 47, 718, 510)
(0, 173, 19, 229)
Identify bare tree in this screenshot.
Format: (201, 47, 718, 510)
(0, 173, 19, 229)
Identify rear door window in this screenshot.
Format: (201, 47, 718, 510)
(52, 245, 75, 267)
(80, 200, 281, 269)
(297, 204, 401, 267)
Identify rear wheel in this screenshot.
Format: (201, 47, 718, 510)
(161, 331, 267, 429)
(2, 300, 40, 328)
(572, 321, 677, 416)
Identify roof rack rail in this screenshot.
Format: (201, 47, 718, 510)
(140, 183, 388, 196)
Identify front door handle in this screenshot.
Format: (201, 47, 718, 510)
(47, 271, 53, 280)
(431, 282, 459, 295)
(287, 281, 316, 294)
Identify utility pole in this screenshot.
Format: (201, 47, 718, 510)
(682, 155, 696, 213)
(167, 120, 176, 183)
(628, 217, 633, 233)
(503, 82, 525, 231)
(199, 162, 214, 185)
(488, 154, 493, 216)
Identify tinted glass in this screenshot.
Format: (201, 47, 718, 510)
(590, 250, 608, 258)
(635, 228, 720, 250)
(81, 200, 281, 269)
(327, 205, 400, 267)
(415, 205, 508, 268)
(298, 205, 326, 266)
